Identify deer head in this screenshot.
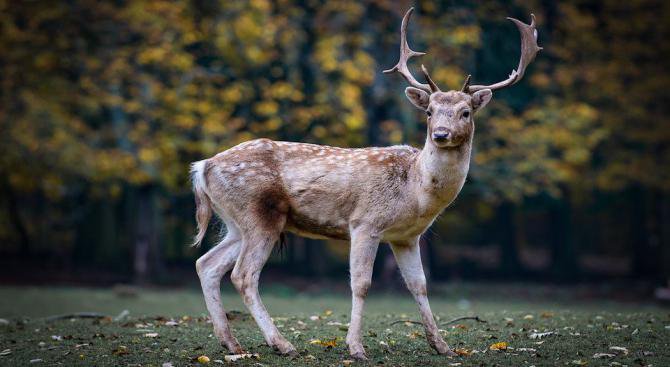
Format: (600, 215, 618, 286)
(384, 8, 542, 149)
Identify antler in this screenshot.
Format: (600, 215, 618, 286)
(383, 7, 440, 93)
(465, 14, 542, 93)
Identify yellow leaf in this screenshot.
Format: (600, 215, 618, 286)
(310, 338, 337, 348)
(197, 355, 210, 363)
(407, 331, 422, 339)
(489, 342, 508, 351)
(454, 348, 471, 356)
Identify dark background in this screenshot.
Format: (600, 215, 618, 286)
(1, 0, 669, 295)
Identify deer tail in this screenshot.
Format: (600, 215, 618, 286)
(190, 160, 212, 247)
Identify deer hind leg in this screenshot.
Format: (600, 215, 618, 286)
(391, 239, 456, 356)
(230, 228, 296, 356)
(346, 229, 380, 360)
(196, 222, 243, 353)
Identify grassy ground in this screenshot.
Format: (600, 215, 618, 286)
(0, 285, 668, 366)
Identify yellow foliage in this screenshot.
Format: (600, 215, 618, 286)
(489, 341, 508, 351)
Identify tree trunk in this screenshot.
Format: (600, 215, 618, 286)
(1, 177, 30, 257)
(549, 195, 578, 281)
(133, 185, 164, 285)
(631, 187, 658, 278)
(498, 201, 521, 277)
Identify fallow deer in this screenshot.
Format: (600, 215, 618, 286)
(191, 7, 541, 359)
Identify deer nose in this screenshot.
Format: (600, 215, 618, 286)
(432, 130, 451, 141)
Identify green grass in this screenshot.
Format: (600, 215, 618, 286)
(0, 285, 668, 366)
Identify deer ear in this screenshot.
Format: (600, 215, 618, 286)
(472, 89, 492, 112)
(405, 87, 430, 110)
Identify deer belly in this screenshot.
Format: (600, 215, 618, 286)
(285, 208, 350, 241)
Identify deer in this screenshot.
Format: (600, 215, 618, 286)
(191, 7, 541, 360)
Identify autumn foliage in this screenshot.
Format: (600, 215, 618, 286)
(0, 0, 668, 281)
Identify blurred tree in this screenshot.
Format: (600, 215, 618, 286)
(0, 0, 667, 283)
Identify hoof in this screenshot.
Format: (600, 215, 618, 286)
(350, 351, 368, 360)
(442, 349, 458, 357)
(273, 340, 298, 357)
(281, 348, 299, 358)
(223, 340, 244, 354)
(432, 340, 456, 356)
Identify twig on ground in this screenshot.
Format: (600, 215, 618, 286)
(390, 315, 487, 327)
(441, 316, 487, 325)
(43, 310, 130, 323)
(389, 320, 424, 326)
(44, 312, 109, 322)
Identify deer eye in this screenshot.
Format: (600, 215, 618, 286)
(462, 110, 470, 119)
(426, 110, 432, 117)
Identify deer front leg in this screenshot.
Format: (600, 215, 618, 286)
(391, 239, 456, 356)
(346, 229, 380, 360)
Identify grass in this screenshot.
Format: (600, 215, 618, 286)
(0, 285, 668, 366)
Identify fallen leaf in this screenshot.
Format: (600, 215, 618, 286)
(454, 348, 471, 356)
(29, 359, 42, 363)
(309, 315, 319, 321)
(310, 338, 338, 348)
(162, 363, 174, 367)
(144, 333, 159, 338)
(570, 359, 587, 365)
(489, 342, 508, 351)
(112, 345, 129, 356)
(0, 349, 10, 356)
(0, 319, 8, 325)
(342, 359, 354, 366)
(223, 353, 258, 362)
(529, 332, 555, 339)
(523, 314, 534, 320)
(609, 346, 628, 355)
(197, 355, 210, 363)
(448, 363, 462, 366)
(517, 348, 537, 352)
(407, 331, 422, 339)
(323, 310, 333, 317)
(51, 335, 62, 341)
(541, 312, 554, 318)
(592, 353, 615, 359)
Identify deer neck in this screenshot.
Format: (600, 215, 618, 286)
(412, 135, 472, 210)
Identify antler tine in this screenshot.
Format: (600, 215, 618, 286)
(460, 74, 471, 92)
(383, 7, 433, 93)
(421, 64, 440, 93)
(466, 14, 542, 93)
